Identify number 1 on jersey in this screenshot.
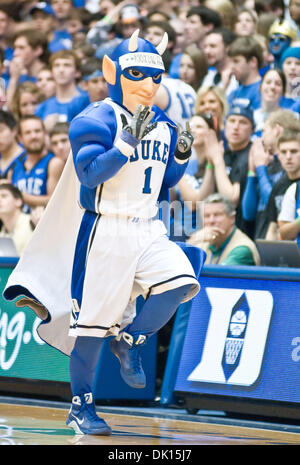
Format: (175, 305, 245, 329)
(142, 166, 152, 194)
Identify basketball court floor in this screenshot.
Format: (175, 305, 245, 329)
(1, 396, 300, 446)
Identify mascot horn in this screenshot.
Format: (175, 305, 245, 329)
(102, 29, 168, 106)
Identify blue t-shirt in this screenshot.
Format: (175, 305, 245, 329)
(48, 30, 73, 53)
(227, 80, 262, 110)
(35, 91, 90, 123)
(73, 0, 85, 6)
(279, 95, 295, 109)
(291, 99, 300, 114)
(168, 53, 182, 79)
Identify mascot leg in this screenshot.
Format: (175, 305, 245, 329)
(110, 284, 192, 389)
(66, 336, 111, 435)
(110, 242, 205, 390)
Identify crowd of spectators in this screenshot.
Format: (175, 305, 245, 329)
(0, 0, 299, 264)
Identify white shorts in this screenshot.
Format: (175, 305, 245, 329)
(69, 215, 200, 338)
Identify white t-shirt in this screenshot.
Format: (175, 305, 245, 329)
(278, 182, 300, 222)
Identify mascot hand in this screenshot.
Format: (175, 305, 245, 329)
(125, 105, 156, 140)
(115, 105, 157, 157)
(175, 122, 194, 161)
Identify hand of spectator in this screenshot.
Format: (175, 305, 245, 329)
(44, 114, 60, 133)
(30, 206, 45, 228)
(251, 138, 270, 167)
(205, 129, 224, 165)
(9, 56, 25, 79)
(105, 0, 133, 23)
(0, 90, 6, 108)
(221, 67, 234, 90)
(188, 226, 225, 245)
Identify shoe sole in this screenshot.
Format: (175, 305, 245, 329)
(110, 342, 146, 389)
(67, 419, 112, 436)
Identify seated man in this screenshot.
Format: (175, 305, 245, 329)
(188, 193, 260, 265)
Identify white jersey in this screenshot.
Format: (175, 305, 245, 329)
(94, 99, 173, 219)
(161, 77, 196, 131)
(200, 69, 239, 97)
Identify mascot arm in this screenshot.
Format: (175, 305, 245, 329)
(162, 125, 191, 188)
(74, 142, 128, 188)
(70, 111, 128, 189)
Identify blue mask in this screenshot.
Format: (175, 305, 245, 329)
(104, 29, 167, 106)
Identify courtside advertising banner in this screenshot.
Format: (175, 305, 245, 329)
(175, 274, 300, 403)
(0, 267, 70, 382)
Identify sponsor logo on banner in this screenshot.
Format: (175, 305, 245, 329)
(188, 288, 273, 386)
(0, 308, 44, 371)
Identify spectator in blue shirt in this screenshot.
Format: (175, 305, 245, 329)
(48, 0, 74, 53)
(9, 29, 49, 84)
(36, 65, 56, 101)
(30, 2, 57, 48)
(0, 8, 14, 85)
(227, 36, 264, 110)
(253, 68, 294, 137)
(280, 46, 300, 102)
(79, 57, 108, 103)
(6, 29, 49, 111)
(35, 49, 90, 131)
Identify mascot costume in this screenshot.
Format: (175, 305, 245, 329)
(3, 30, 205, 435)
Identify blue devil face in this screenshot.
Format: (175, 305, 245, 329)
(103, 29, 167, 109)
(269, 33, 291, 58)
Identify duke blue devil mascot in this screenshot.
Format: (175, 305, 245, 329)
(3, 30, 205, 435)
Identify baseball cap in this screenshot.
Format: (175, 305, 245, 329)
(30, 2, 55, 16)
(120, 4, 141, 24)
(226, 99, 254, 126)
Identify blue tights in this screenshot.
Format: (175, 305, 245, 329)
(69, 284, 192, 396)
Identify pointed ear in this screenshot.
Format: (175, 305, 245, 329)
(103, 54, 116, 85)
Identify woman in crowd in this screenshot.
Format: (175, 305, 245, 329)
(178, 47, 208, 91)
(204, 0, 236, 31)
(194, 85, 228, 130)
(171, 112, 217, 241)
(233, 8, 258, 37)
(253, 68, 289, 136)
(10, 81, 44, 120)
(280, 47, 300, 101)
